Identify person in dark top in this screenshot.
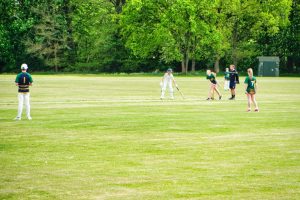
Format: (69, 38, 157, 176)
(229, 64, 239, 100)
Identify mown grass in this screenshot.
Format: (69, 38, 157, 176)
(0, 75, 299, 199)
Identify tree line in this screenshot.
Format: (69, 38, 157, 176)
(0, 0, 299, 73)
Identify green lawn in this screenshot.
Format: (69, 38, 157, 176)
(0, 75, 299, 200)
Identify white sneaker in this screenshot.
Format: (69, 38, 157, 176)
(28, 116, 32, 120)
(14, 117, 21, 120)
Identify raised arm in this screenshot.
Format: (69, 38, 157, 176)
(254, 80, 258, 92)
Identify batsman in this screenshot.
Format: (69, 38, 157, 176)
(160, 68, 178, 99)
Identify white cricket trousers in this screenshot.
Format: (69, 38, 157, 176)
(224, 80, 230, 90)
(17, 93, 31, 118)
(161, 81, 174, 98)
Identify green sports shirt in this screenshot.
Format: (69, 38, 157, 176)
(244, 76, 256, 93)
(207, 74, 217, 84)
(224, 72, 230, 80)
(15, 72, 33, 93)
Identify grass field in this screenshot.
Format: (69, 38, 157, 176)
(0, 74, 299, 200)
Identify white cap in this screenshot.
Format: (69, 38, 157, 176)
(21, 63, 28, 70)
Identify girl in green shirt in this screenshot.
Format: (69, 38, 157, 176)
(206, 69, 222, 100)
(244, 68, 259, 112)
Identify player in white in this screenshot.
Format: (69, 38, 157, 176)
(160, 68, 178, 99)
(14, 64, 33, 120)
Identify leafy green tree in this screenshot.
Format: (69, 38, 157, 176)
(283, 0, 300, 72)
(222, 0, 292, 69)
(257, 0, 299, 72)
(122, 0, 220, 73)
(163, 0, 221, 73)
(72, 0, 133, 72)
(0, 0, 296, 73)
(0, 0, 35, 71)
(63, 0, 76, 65)
(25, 2, 68, 72)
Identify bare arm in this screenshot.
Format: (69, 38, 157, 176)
(244, 83, 248, 93)
(255, 82, 258, 92)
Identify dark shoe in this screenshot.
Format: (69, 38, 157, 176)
(219, 95, 222, 100)
(206, 98, 211, 100)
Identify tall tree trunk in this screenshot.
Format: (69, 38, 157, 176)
(232, 20, 238, 68)
(63, 0, 76, 65)
(233, 56, 238, 68)
(185, 54, 189, 74)
(181, 59, 185, 73)
(287, 56, 294, 72)
(54, 43, 58, 72)
(190, 36, 196, 72)
(191, 58, 195, 72)
(214, 56, 220, 73)
(181, 51, 189, 73)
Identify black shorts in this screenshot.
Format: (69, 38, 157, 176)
(247, 89, 256, 95)
(229, 82, 236, 89)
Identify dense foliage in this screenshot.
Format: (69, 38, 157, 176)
(0, 0, 299, 73)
